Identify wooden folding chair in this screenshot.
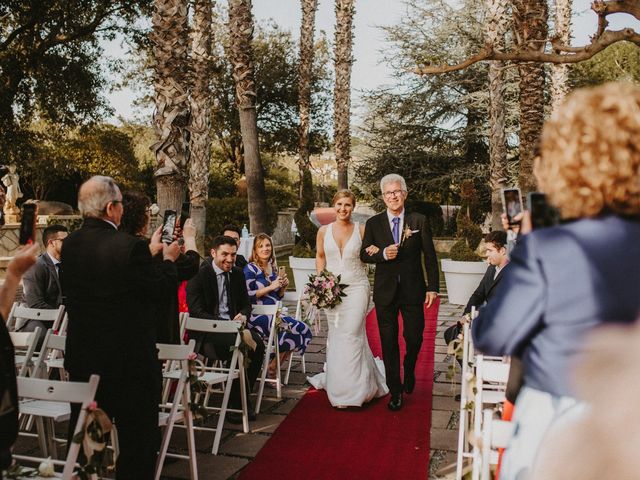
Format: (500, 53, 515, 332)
(13, 375, 100, 479)
(253, 303, 281, 415)
(155, 340, 198, 480)
(181, 316, 248, 454)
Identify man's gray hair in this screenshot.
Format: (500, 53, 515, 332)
(78, 176, 120, 218)
(380, 174, 407, 193)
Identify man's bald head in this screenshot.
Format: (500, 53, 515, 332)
(78, 176, 122, 222)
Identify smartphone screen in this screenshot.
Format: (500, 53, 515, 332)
(502, 188, 523, 225)
(278, 266, 286, 277)
(528, 192, 559, 230)
(161, 210, 177, 244)
(178, 201, 190, 230)
(19, 203, 38, 245)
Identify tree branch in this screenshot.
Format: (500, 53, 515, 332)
(415, 28, 639, 74)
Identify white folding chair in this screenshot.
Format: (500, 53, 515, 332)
(13, 374, 100, 479)
(280, 292, 306, 385)
(31, 329, 67, 380)
(11, 327, 42, 378)
(481, 409, 514, 480)
(6, 304, 65, 333)
(182, 316, 248, 454)
(456, 321, 474, 480)
(253, 303, 282, 415)
(471, 355, 510, 480)
(155, 340, 198, 480)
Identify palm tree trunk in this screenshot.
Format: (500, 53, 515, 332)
(334, 0, 355, 190)
(551, 0, 572, 111)
(228, 0, 269, 234)
(298, 0, 318, 202)
(513, 0, 548, 195)
(151, 0, 191, 214)
(485, 0, 510, 230)
(189, 0, 213, 254)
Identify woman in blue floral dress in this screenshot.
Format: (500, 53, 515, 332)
(244, 234, 312, 374)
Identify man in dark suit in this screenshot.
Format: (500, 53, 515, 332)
(221, 224, 249, 268)
(20, 224, 68, 344)
(62, 176, 179, 479)
(186, 235, 265, 422)
(360, 173, 439, 411)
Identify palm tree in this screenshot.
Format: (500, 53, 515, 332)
(189, 0, 212, 253)
(298, 0, 319, 202)
(151, 0, 191, 214)
(512, 0, 548, 194)
(485, 0, 510, 229)
(333, 0, 355, 190)
(551, 0, 572, 111)
(228, 0, 269, 234)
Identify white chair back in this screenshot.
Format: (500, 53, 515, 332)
(254, 303, 281, 415)
(32, 329, 66, 379)
(14, 375, 100, 480)
(481, 409, 515, 480)
(10, 328, 42, 377)
(6, 304, 65, 332)
(288, 256, 316, 299)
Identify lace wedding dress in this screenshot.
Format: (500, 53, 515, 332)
(308, 222, 389, 406)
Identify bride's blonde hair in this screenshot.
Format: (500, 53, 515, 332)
(332, 189, 356, 206)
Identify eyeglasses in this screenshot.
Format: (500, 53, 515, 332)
(383, 189, 404, 199)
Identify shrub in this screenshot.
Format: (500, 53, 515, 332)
(449, 181, 483, 261)
(406, 200, 445, 237)
(294, 169, 318, 251)
(449, 238, 482, 262)
(291, 241, 316, 258)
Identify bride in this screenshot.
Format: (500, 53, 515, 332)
(308, 189, 389, 407)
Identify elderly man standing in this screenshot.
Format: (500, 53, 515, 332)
(62, 176, 179, 479)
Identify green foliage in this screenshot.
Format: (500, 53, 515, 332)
(293, 168, 318, 251)
(570, 42, 640, 89)
(456, 215, 483, 251)
(449, 238, 482, 262)
(406, 200, 445, 237)
(291, 242, 316, 258)
(46, 216, 83, 233)
(0, 0, 153, 162)
(205, 197, 249, 250)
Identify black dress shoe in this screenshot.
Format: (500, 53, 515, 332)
(404, 373, 415, 394)
(388, 392, 403, 411)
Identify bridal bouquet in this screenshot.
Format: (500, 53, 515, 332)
(304, 270, 349, 309)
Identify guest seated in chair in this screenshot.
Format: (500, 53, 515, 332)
(186, 235, 265, 422)
(221, 224, 249, 269)
(243, 233, 312, 377)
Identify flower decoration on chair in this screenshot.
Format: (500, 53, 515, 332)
(187, 352, 210, 423)
(71, 402, 113, 479)
(304, 270, 348, 309)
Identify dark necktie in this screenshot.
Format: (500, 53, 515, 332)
(392, 217, 400, 244)
(223, 272, 232, 313)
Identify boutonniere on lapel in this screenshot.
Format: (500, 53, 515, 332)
(401, 224, 420, 245)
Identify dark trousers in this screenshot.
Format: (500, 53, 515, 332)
(200, 329, 265, 409)
(375, 299, 425, 396)
(69, 370, 161, 480)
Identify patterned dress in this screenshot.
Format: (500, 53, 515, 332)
(244, 262, 312, 353)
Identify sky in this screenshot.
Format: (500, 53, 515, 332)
(105, 0, 640, 123)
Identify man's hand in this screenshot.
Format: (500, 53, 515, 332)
(7, 243, 38, 278)
(233, 313, 247, 324)
(149, 226, 164, 256)
(163, 241, 180, 262)
(365, 245, 380, 256)
(425, 291, 438, 308)
(384, 244, 399, 260)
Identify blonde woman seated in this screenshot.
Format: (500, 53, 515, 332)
(243, 234, 312, 376)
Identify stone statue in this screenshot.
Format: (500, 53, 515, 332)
(2, 164, 23, 216)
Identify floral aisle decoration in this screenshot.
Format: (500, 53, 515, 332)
(187, 352, 209, 423)
(71, 402, 113, 479)
(303, 270, 349, 335)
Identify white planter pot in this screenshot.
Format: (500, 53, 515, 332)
(441, 259, 488, 306)
(288, 256, 317, 298)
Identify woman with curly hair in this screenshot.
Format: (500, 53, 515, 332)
(120, 191, 200, 344)
(243, 234, 312, 376)
(472, 82, 640, 480)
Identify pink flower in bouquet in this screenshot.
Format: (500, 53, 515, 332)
(87, 401, 97, 411)
(188, 352, 197, 360)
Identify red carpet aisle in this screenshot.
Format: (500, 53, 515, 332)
(239, 298, 440, 480)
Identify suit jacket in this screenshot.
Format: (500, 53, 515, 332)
(360, 211, 439, 305)
(463, 263, 510, 315)
(472, 214, 640, 397)
(61, 217, 177, 379)
(186, 261, 251, 322)
(22, 253, 62, 309)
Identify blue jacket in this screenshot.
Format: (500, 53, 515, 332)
(472, 215, 640, 397)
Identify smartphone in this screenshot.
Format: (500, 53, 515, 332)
(278, 266, 286, 277)
(178, 201, 190, 230)
(19, 203, 38, 245)
(161, 210, 177, 244)
(501, 188, 523, 225)
(528, 192, 559, 230)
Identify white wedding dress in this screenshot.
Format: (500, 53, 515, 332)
(308, 222, 389, 406)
